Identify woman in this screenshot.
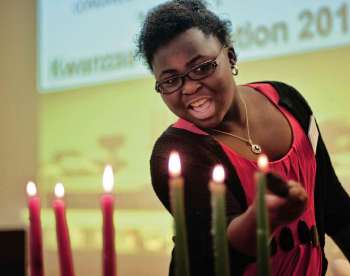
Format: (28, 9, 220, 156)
(136, 1, 350, 275)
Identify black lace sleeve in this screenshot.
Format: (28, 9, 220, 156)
(315, 133, 350, 261)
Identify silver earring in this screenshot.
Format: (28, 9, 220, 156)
(232, 65, 239, 76)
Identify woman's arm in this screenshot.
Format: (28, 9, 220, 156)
(150, 133, 245, 274)
(227, 180, 308, 256)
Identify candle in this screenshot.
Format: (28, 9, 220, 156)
(27, 181, 44, 276)
(101, 165, 116, 276)
(256, 154, 271, 276)
(53, 183, 75, 276)
(209, 165, 231, 276)
(168, 151, 190, 276)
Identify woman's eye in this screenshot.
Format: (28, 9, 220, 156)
(194, 62, 212, 74)
(163, 77, 180, 87)
(165, 78, 176, 85)
(166, 79, 174, 84)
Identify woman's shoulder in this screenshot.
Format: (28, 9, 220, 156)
(155, 124, 205, 144)
(244, 81, 311, 105)
(243, 81, 313, 135)
(152, 125, 209, 156)
(242, 81, 313, 114)
(151, 125, 222, 167)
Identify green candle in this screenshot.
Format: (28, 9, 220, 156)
(210, 165, 231, 276)
(168, 151, 190, 276)
(256, 154, 271, 276)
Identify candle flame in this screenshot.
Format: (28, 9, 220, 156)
(212, 165, 225, 183)
(103, 165, 114, 193)
(26, 181, 37, 197)
(257, 154, 269, 172)
(168, 151, 181, 177)
(54, 182, 65, 198)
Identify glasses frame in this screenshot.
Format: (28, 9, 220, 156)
(155, 46, 226, 95)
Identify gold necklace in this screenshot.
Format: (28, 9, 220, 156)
(211, 96, 262, 154)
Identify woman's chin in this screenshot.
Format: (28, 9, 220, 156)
(186, 101, 223, 128)
(190, 116, 223, 130)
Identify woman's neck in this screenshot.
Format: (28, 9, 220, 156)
(216, 86, 247, 132)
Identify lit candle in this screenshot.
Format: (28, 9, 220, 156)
(168, 151, 190, 276)
(27, 181, 44, 276)
(256, 154, 271, 276)
(101, 165, 116, 276)
(209, 165, 231, 276)
(53, 183, 75, 276)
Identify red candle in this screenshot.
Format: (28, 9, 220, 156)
(53, 183, 75, 276)
(27, 181, 44, 276)
(101, 165, 116, 276)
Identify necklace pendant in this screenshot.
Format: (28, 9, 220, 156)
(251, 144, 262, 154)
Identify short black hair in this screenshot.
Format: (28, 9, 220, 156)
(136, 0, 233, 70)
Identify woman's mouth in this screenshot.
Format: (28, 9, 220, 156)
(188, 97, 215, 120)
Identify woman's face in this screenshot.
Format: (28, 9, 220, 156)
(152, 27, 237, 129)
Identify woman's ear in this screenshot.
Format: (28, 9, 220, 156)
(227, 47, 237, 67)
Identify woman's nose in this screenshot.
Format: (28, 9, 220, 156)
(181, 78, 201, 95)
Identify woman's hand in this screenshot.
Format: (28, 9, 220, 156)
(264, 179, 308, 230)
(227, 177, 308, 256)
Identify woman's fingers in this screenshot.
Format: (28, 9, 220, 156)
(281, 180, 308, 221)
(287, 180, 308, 208)
(266, 172, 289, 197)
(264, 180, 308, 226)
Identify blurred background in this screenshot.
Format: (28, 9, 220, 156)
(0, 0, 349, 275)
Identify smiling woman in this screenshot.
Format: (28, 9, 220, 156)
(151, 31, 236, 128)
(136, 1, 350, 276)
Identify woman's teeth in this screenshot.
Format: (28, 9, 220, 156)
(190, 98, 208, 108)
(188, 97, 214, 120)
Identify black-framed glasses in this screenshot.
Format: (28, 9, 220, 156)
(155, 46, 226, 94)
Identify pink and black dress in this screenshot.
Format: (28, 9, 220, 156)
(150, 81, 350, 276)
